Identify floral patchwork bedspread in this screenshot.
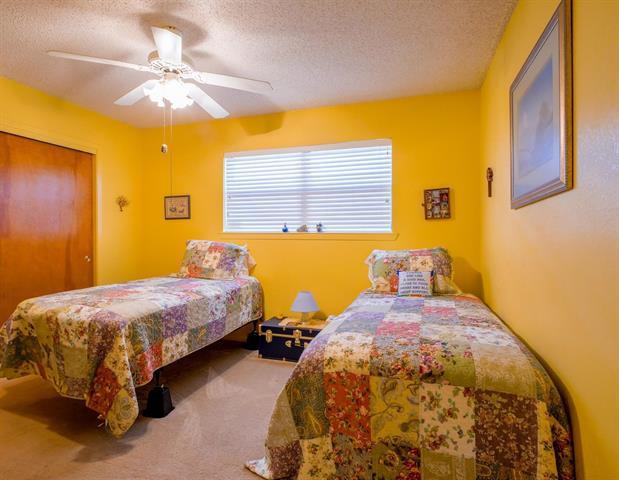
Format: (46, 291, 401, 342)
(247, 292, 573, 480)
(0, 275, 262, 436)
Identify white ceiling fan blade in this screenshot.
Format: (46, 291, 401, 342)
(114, 80, 159, 106)
(188, 71, 272, 94)
(186, 83, 229, 118)
(47, 51, 153, 73)
(151, 26, 182, 65)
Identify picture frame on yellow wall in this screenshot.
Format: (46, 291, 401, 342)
(510, 0, 572, 209)
(164, 195, 191, 220)
(423, 187, 450, 220)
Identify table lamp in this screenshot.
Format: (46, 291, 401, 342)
(291, 291, 319, 323)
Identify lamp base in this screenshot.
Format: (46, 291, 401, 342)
(287, 312, 320, 326)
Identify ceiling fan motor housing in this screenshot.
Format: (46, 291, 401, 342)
(147, 51, 194, 75)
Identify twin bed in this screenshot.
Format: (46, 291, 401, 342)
(0, 240, 262, 436)
(247, 291, 573, 479)
(247, 248, 574, 479)
(0, 243, 574, 479)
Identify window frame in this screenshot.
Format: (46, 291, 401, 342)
(223, 139, 393, 235)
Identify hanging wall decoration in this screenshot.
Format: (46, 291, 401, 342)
(510, 0, 572, 208)
(423, 188, 451, 220)
(164, 195, 191, 220)
(116, 195, 130, 212)
(486, 168, 494, 197)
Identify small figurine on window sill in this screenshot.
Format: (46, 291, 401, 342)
(282, 223, 289, 232)
(316, 222, 323, 232)
(296, 224, 309, 232)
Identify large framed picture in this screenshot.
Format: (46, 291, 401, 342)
(510, 0, 572, 209)
(164, 195, 191, 220)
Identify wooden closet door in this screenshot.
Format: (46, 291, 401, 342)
(0, 132, 94, 323)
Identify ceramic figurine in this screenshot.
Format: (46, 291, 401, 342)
(296, 224, 308, 232)
(316, 222, 323, 232)
(282, 223, 289, 232)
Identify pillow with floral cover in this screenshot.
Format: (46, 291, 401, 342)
(179, 240, 256, 279)
(365, 247, 460, 295)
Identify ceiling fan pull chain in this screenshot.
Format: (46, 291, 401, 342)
(169, 104, 174, 195)
(162, 100, 167, 152)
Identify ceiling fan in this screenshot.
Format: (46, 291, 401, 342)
(48, 26, 273, 118)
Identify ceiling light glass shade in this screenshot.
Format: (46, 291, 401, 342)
(144, 78, 194, 109)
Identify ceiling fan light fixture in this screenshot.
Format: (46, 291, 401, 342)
(50, 24, 270, 118)
(144, 75, 194, 110)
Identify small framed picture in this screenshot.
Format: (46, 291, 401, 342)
(423, 188, 450, 220)
(164, 195, 191, 220)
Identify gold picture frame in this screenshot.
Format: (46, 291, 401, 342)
(510, 0, 572, 209)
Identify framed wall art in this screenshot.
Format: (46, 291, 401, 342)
(164, 195, 191, 220)
(510, 0, 572, 209)
(423, 187, 450, 220)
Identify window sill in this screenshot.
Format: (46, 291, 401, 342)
(219, 232, 399, 241)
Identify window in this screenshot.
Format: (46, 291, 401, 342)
(223, 139, 392, 233)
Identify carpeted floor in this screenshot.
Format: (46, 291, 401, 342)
(0, 341, 294, 480)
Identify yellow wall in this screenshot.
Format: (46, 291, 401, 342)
(479, 1, 619, 478)
(140, 91, 481, 319)
(0, 76, 145, 284)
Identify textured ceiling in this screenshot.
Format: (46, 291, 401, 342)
(0, 0, 516, 127)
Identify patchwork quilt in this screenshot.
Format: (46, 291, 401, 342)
(0, 275, 262, 436)
(247, 292, 574, 480)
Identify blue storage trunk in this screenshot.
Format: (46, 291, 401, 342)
(258, 317, 323, 362)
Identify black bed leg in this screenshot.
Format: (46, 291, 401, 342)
(244, 320, 260, 350)
(143, 368, 175, 418)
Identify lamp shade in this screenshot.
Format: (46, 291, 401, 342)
(291, 291, 319, 313)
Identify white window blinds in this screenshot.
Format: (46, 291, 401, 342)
(223, 139, 392, 233)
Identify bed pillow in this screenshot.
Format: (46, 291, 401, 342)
(365, 247, 460, 295)
(397, 270, 434, 296)
(179, 240, 256, 279)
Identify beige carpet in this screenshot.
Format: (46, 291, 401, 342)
(0, 341, 294, 480)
